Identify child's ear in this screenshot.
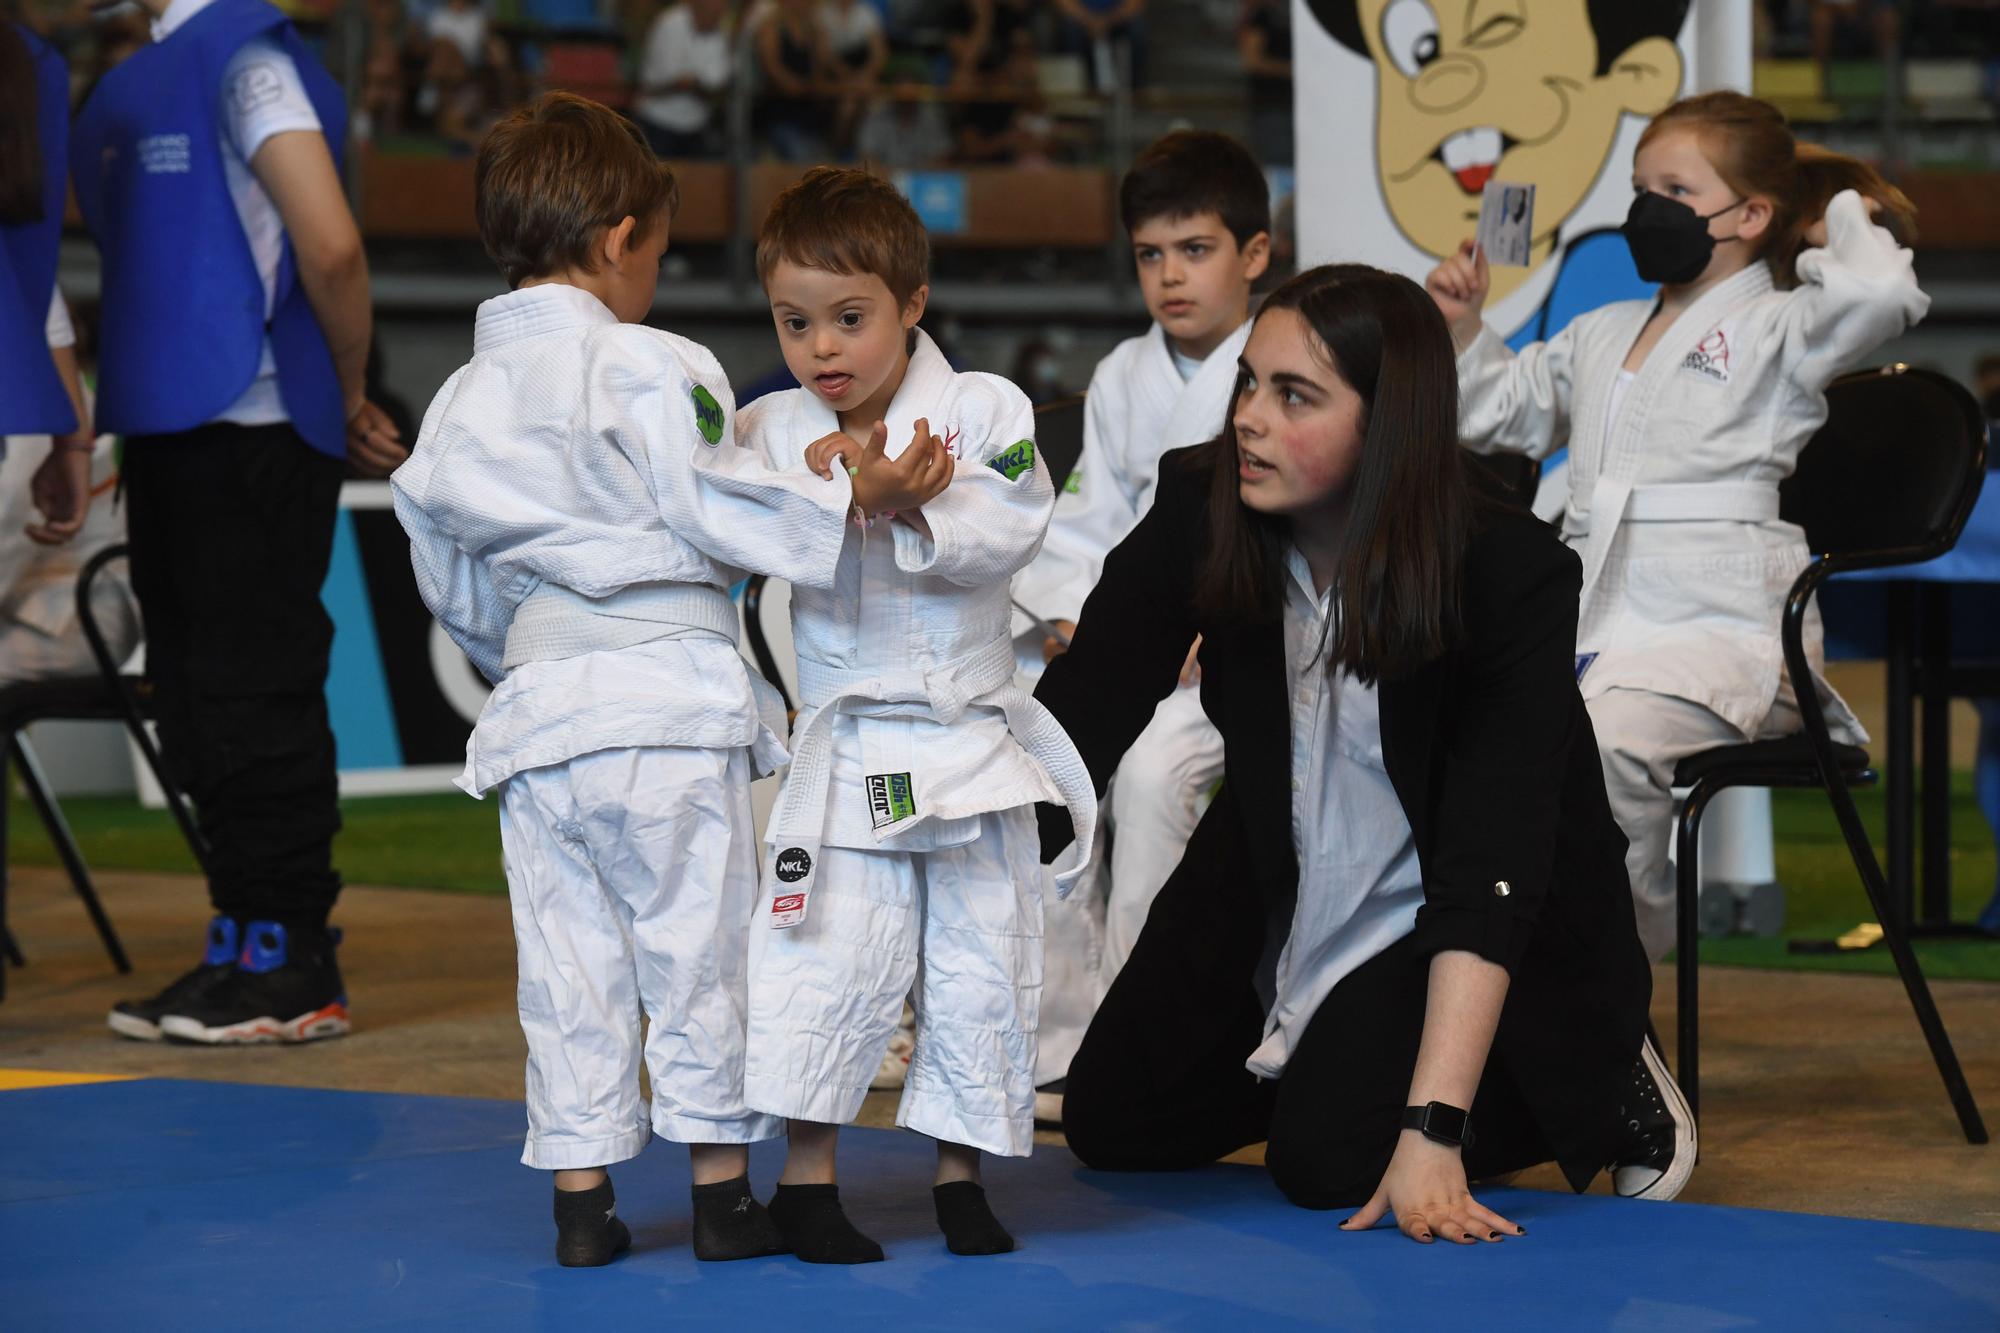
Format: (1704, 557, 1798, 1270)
(1240, 230, 1272, 283)
(1738, 195, 1775, 244)
(1603, 35, 1684, 118)
(602, 215, 639, 269)
(902, 283, 931, 328)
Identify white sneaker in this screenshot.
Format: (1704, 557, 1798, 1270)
(1612, 1032, 1697, 1200)
(870, 1024, 915, 1091)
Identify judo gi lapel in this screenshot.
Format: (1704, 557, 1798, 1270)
(470, 283, 619, 357)
(879, 329, 960, 458)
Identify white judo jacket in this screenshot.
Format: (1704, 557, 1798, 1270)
(1456, 190, 1928, 739)
(739, 330, 1098, 901)
(390, 284, 854, 795)
(1011, 321, 1249, 632)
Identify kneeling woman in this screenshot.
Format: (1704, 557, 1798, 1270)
(1036, 265, 1692, 1243)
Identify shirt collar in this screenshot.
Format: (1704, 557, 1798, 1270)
(1284, 545, 1328, 610)
(472, 283, 621, 356)
(152, 0, 216, 43)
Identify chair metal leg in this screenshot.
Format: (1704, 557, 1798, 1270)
(1819, 766, 1988, 1144)
(1, 927, 22, 968)
(1675, 779, 1718, 1122)
(9, 737, 132, 975)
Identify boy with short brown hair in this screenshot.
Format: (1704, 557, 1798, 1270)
(737, 166, 1097, 1263)
(391, 97, 949, 1269)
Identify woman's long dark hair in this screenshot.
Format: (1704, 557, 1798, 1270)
(0, 23, 46, 225)
(1195, 263, 1473, 684)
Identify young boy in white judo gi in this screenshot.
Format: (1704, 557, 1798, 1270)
(1427, 90, 1925, 1195)
(736, 167, 1097, 1262)
(1012, 131, 1270, 1112)
(389, 95, 953, 1268)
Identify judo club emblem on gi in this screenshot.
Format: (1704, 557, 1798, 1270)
(866, 772, 917, 830)
(775, 847, 813, 882)
(988, 439, 1035, 482)
(691, 383, 724, 445)
(1682, 328, 1733, 384)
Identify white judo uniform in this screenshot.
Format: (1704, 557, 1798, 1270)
(1456, 191, 1928, 959)
(1013, 320, 1247, 1082)
(740, 330, 1097, 1158)
(391, 283, 854, 1169)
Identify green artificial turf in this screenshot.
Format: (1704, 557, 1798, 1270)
(8, 780, 1999, 979)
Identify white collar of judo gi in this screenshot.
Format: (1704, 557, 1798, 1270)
(472, 283, 621, 356)
(1571, 260, 1776, 602)
(791, 327, 959, 457)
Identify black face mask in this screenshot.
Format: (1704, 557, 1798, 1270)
(1621, 192, 1747, 285)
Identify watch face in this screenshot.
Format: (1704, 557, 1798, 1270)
(1425, 1103, 1469, 1142)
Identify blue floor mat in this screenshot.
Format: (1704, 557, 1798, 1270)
(2, 1078, 1996, 1331)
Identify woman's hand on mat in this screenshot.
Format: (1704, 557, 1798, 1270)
(1041, 620, 1077, 664)
(1339, 1132, 1523, 1245)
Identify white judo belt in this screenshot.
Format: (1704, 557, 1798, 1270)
(502, 580, 741, 669)
(1575, 478, 1783, 608)
(765, 637, 1098, 928)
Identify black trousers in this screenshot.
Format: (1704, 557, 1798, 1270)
(123, 422, 344, 930)
(1063, 811, 1557, 1209)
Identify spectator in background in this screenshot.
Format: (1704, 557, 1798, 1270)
(818, 0, 888, 155)
(1011, 335, 1070, 405)
(357, 0, 412, 140)
(636, 0, 733, 158)
(857, 68, 953, 166)
(418, 0, 513, 144)
(1053, 0, 1144, 89)
(947, 0, 1038, 162)
(1810, 0, 1897, 61)
(1237, 0, 1290, 166)
(755, 0, 828, 160)
(947, 0, 1034, 88)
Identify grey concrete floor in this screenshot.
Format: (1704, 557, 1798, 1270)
(4, 867, 1997, 1231)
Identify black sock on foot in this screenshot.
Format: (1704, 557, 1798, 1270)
(552, 1179, 632, 1268)
(933, 1181, 1015, 1256)
(691, 1175, 788, 1261)
(767, 1183, 884, 1264)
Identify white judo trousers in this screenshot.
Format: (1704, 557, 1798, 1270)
(500, 745, 783, 1169)
(744, 806, 1046, 1158)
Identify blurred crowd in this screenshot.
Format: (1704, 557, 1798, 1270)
(15, 0, 1296, 167)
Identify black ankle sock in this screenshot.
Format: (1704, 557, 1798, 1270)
(933, 1181, 1015, 1256)
(552, 1179, 632, 1268)
(691, 1175, 788, 1261)
(767, 1183, 884, 1264)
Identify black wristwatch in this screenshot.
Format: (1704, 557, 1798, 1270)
(1402, 1101, 1476, 1150)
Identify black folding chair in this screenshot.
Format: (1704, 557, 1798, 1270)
(1670, 365, 1989, 1144)
(0, 543, 208, 1003)
(742, 394, 1093, 715)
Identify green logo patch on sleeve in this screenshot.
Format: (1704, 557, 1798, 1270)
(1063, 471, 1081, 495)
(988, 439, 1035, 482)
(691, 383, 724, 446)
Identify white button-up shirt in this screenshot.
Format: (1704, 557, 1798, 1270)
(1245, 547, 1424, 1079)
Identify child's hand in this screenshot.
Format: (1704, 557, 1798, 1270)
(850, 416, 955, 515)
(1425, 239, 1489, 351)
(804, 424, 872, 479)
(1803, 194, 1884, 250)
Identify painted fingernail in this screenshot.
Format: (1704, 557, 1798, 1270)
(1488, 1231, 1501, 1240)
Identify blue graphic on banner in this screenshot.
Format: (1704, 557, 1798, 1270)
(320, 509, 403, 771)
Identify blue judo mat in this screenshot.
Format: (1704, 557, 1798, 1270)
(2, 1078, 1997, 1331)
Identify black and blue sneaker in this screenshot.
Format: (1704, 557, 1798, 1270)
(159, 920, 350, 1045)
(107, 916, 239, 1042)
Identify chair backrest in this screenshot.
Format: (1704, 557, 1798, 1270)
(1464, 451, 1541, 509)
(1778, 364, 1988, 563)
(1034, 394, 1086, 495)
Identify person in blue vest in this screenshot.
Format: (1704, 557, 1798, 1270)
(1, 22, 95, 544)
(72, 0, 407, 1045)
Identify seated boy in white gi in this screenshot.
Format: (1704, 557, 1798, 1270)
(737, 167, 1096, 1262)
(389, 96, 951, 1268)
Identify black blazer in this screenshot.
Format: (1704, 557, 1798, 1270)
(1035, 443, 1651, 1188)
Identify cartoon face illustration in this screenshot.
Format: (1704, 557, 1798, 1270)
(1309, 0, 1689, 302)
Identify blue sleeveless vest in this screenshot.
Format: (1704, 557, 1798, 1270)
(0, 26, 79, 436)
(71, 0, 348, 457)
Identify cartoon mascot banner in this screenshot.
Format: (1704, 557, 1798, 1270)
(1295, 0, 1752, 351)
